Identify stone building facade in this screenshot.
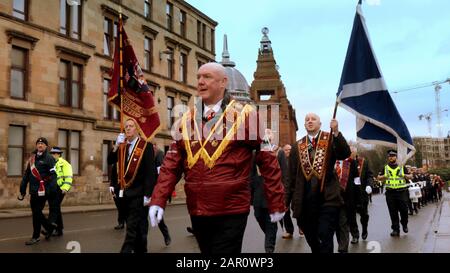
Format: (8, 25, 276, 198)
(250, 28, 298, 147)
(413, 136, 450, 169)
(0, 0, 216, 208)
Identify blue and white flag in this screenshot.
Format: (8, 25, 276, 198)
(337, 1, 415, 164)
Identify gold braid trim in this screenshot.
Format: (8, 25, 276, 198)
(182, 101, 254, 169)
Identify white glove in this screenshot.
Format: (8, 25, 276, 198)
(269, 211, 285, 223)
(353, 177, 361, 185)
(365, 186, 372, 195)
(115, 133, 125, 145)
(149, 205, 164, 227)
(143, 196, 151, 206)
(109, 186, 115, 196)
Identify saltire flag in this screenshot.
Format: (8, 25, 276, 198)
(108, 20, 160, 141)
(337, 1, 415, 164)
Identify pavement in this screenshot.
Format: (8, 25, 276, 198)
(0, 199, 187, 219)
(1, 193, 450, 253)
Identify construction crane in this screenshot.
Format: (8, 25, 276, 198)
(418, 112, 433, 136)
(393, 78, 450, 137)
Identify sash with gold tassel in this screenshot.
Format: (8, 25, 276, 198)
(120, 139, 147, 189)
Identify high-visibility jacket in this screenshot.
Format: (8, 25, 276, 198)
(384, 165, 407, 189)
(55, 157, 73, 192)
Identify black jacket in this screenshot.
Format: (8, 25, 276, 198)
(20, 150, 57, 195)
(340, 158, 362, 209)
(108, 141, 156, 198)
(288, 131, 351, 220)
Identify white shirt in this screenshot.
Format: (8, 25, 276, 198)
(308, 131, 320, 144)
(127, 136, 139, 160)
(203, 99, 223, 118)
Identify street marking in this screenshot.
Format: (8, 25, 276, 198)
(66, 241, 81, 253)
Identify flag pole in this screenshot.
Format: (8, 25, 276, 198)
(118, 4, 125, 190)
(320, 101, 339, 192)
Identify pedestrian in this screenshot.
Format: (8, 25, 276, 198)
(377, 150, 412, 237)
(49, 146, 73, 236)
(251, 151, 278, 253)
(18, 137, 58, 245)
(108, 118, 157, 253)
(153, 144, 172, 246)
(279, 144, 297, 239)
(353, 147, 373, 241)
(334, 154, 360, 253)
(288, 113, 351, 253)
(108, 158, 127, 230)
(148, 62, 286, 254)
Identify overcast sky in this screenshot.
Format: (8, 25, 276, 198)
(186, 0, 450, 141)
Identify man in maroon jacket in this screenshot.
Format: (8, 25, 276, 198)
(149, 62, 286, 254)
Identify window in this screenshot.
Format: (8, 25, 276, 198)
(144, 37, 152, 71)
(60, 0, 82, 39)
(202, 24, 207, 49)
(167, 47, 174, 79)
(167, 96, 175, 129)
(211, 29, 215, 53)
(103, 18, 118, 56)
(180, 10, 186, 37)
(198, 60, 205, 69)
(102, 140, 113, 182)
(10, 46, 27, 99)
(144, 0, 151, 19)
(59, 60, 82, 108)
(179, 53, 187, 83)
(7, 125, 25, 176)
(13, 0, 28, 20)
(197, 20, 201, 46)
(58, 130, 80, 175)
(103, 79, 119, 120)
(166, 2, 173, 31)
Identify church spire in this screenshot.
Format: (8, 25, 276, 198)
(220, 34, 236, 67)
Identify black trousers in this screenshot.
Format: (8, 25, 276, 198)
(55, 189, 65, 232)
(336, 206, 350, 252)
(30, 192, 58, 239)
(113, 196, 127, 225)
(385, 189, 409, 232)
(348, 202, 369, 239)
(120, 196, 149, 253)
(158, 218, 170, 240)
(191, 213, 248, 254)
(254, 207, 278, 252)
(300, 206, 340, 253)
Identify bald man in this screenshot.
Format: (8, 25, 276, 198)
(287, 113, 350, 253)
(149, 63, 286, 254)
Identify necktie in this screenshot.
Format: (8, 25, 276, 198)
(125, 143, 131, 164)
(311, 137, 316, 149)
(205, 109, 215, 121)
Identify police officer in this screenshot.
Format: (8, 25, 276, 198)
(50, 146, 73, 236)
(19, 137, 58, 245)
(377, 150, 412, 237)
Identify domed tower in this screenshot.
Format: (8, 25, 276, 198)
(250, 27, 298, 146)
(220, 34, 252, 103)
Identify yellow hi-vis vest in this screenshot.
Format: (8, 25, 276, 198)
(55, 157, 73, 192)
(384, 165, 407, 189)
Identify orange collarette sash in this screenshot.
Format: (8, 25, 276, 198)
(298, 131, 331, 181)
(357, 158, 365, 177)
(121, 138, 147, 189)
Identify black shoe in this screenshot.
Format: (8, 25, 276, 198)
(164, 234, 171, 246)
(265, 248, 274, 253)
(114, 223, 124, 230)
(25, 238, 40, 245)
(45, 223, 57, 240)
(351, 237, 359, 244)
(390, 230, 400, 237)
(53, 230, 63, 237)
(186, 227, 194, 234)
(362, 230, 368, 240)
(403, 226, 408, 233)
(40, 229, 48, 236)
